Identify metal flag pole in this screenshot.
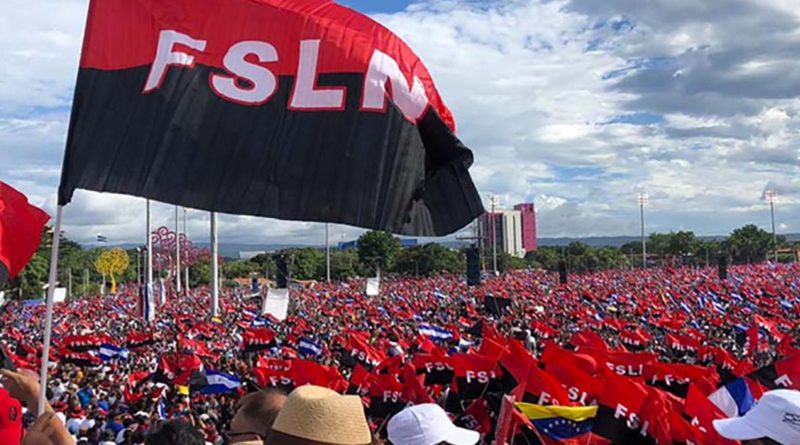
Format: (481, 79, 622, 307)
(175, 206, 181, 295)
(146, 199, 155, 321)
(37, 205, 63, 416)
(638, 192, 648, 268)
(210, 212, 219, 317)
(489, 195, 498, 275)
(325, 223, 331, 283)
(184, 207, 190, 293)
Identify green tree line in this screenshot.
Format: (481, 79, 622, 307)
(4, 224, 796, 298)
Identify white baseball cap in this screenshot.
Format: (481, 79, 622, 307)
(388, 404, 480, 445)
(713, 389, 800, 444)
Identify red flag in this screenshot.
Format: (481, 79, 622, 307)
(0, 181, 49, 284)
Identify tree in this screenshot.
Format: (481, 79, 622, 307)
(725, 224, 783, 264)
(525, 247, 560, 271)
(222, 261, 258, 280)
(357, 231, 400, 271)
(285, 248, 324, 280)
(324, 250, 360, 280)
(395, 243, 464, 276)
(95, 248, 129, 293)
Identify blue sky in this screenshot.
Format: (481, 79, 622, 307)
(0, 0, 798, 245)
(339, 0, 412, 13)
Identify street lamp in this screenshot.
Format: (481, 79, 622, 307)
(638, 192, 648, 268)
(765, 190, 778, 262)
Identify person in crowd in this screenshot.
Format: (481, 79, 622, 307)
(713, 389, 800, 445)
(266, 385, 372, 445)
(227, 388, 287, 445)
(388, 404, 480, 445)
(145, 419, 205, 445)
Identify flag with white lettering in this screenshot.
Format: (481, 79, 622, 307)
(58, 0, 483, 236)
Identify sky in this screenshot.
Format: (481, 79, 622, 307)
(1, 0, 799, 247)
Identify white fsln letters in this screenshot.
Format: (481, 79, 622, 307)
(210, 41, 279, 105)
(361, 49, 428, 120)
(144, 30, 208, 93)
(289, 40, 345, 109)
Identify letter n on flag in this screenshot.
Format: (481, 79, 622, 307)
(0, 181, 49, 288)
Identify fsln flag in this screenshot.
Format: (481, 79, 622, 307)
(0, 181, 50, 289)
(99, 344, 130, 361)
(57, 0, 484, 236)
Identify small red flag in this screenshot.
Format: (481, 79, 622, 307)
(0, 181, 49, 283)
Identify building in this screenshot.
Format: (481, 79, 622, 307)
(514, 203, 537, 252)
(478, 202, 537, 258)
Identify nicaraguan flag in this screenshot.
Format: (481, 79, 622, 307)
(200, 369, 241, 395)
(157, 398, 167, 419)
(298, 338, 323, 356)
(708, 378, 755, 417)
(99, 344, 130, 361)
(419, 323, 453, 341)
(679, 302, 692, 313)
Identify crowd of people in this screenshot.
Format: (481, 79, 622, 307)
(2, 262, 800, 444)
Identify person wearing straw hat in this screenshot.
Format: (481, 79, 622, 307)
(266, 385, 372, 445)
(387, 404, 479, 445)
(713, 389, 800, 445)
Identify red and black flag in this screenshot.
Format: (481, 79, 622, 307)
(0, 181, 49, 289)
(413, 353, 455, 386)
(126, 331, 158, 348)
(242, 328, 277, 353)
(58, 347, 102, 368)
(57, 0, 483, 236)
(748, 354, 800, 390)
(591, 373, 661, 445)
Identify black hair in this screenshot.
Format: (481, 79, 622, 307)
(145, 419, 205, 445)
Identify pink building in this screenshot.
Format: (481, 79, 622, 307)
(514, 203, 537, 252)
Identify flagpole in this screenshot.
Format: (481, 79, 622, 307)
(146, 199, 154, 321)
(325, 223, 331, 283)
(38, 205, 63, 416)
(175, 205, 181, 295)
(184, 207, 189, 294)
(210, 211, 219, 317)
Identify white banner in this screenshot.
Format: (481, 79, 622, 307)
(262, 288, 290, 320)
(366, 277, 380, 296)
(53, 287, 67, 303)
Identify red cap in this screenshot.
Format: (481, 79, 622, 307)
(0, 388, 22, 445)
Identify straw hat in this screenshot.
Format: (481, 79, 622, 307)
(267, 385, 371, 445)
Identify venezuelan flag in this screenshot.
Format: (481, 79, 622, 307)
(515, 403, 598, 445)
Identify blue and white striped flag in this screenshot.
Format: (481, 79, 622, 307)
(200, 369, 241, 395)
(99, 344, 130, 361)
(419, 323, 453, 341)
(298, 338, 323, 356)
(157, 398, 167, 419)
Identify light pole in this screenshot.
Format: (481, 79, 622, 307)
(766, 190, 778, 262)
(325, 223, 331, 283)
(184, 208, 190, 292)
(489, 195, 498, 275)
(175, 206, 181, 295)
(135, 247, 141, 287)
(638, 192, 648, 268)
